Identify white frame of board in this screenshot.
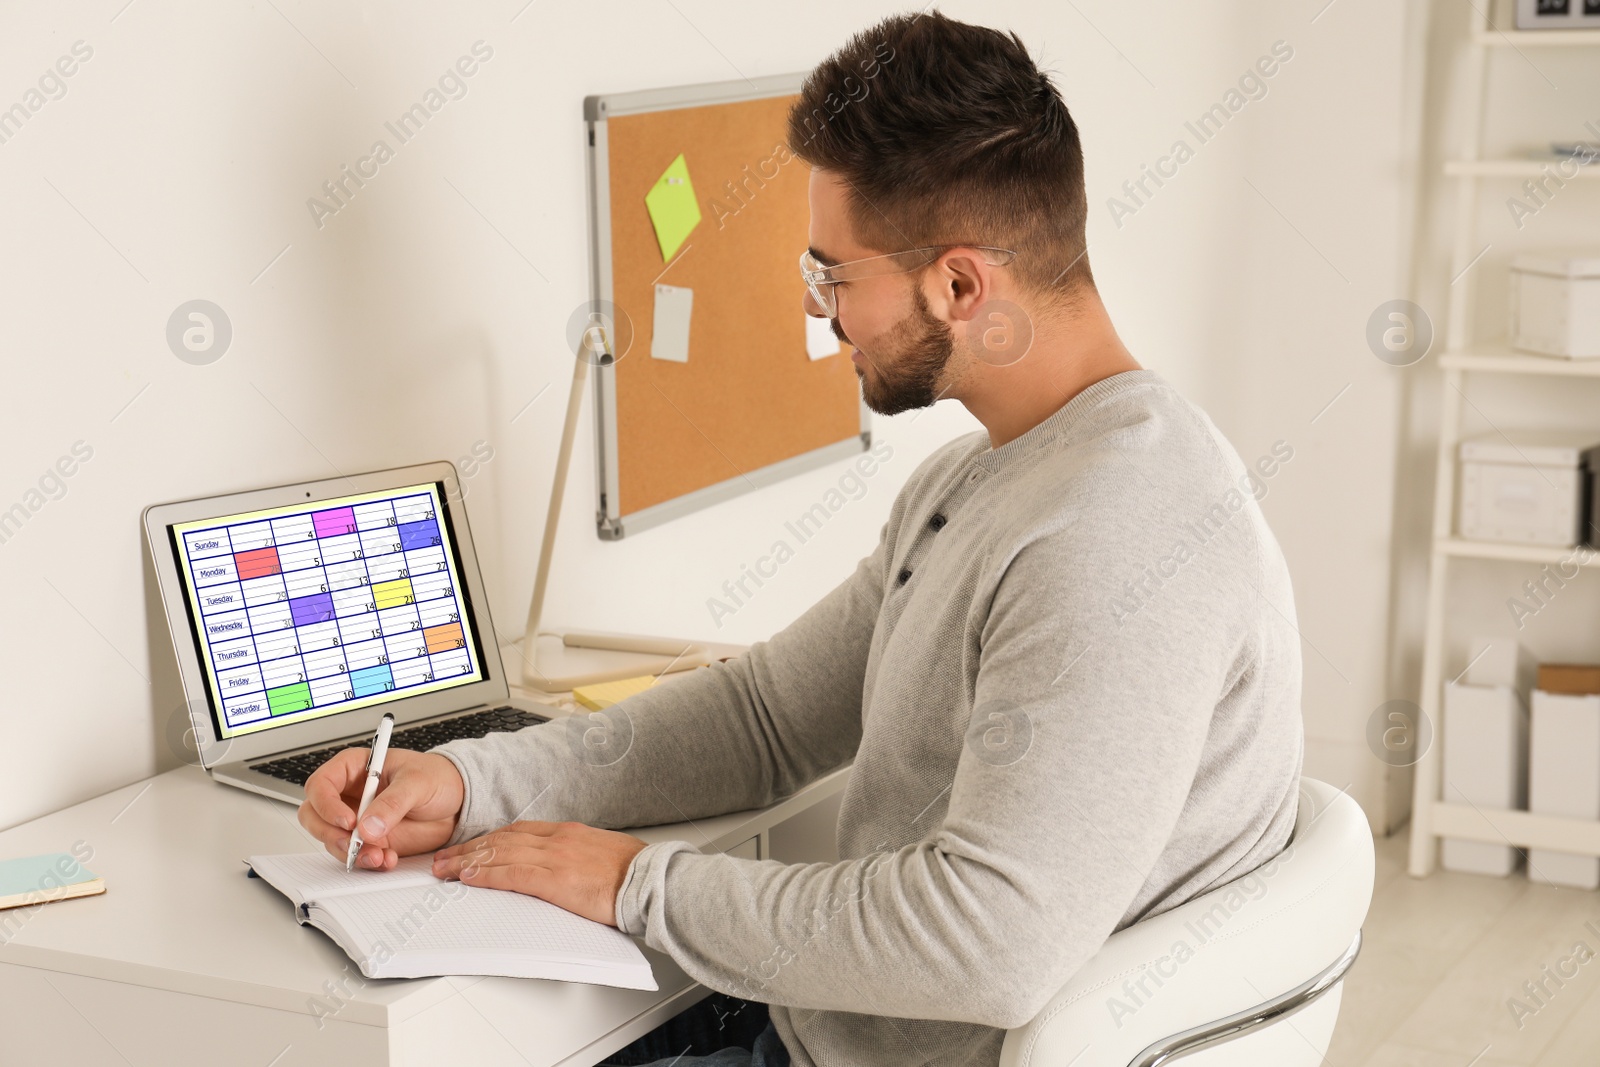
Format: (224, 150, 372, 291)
(582, 73, 873, 540)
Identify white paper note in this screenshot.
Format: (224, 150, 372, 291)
(805, 313, 841, 360)
(651, 284, 693, 363)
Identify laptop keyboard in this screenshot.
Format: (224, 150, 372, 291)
(249, 706, 550, 787)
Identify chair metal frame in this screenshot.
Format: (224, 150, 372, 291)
(1127, 931, 1363, 1067)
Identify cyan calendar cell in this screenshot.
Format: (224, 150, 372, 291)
(350, 664, 395, 698)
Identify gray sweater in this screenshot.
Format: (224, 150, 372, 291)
(436, 369, 1303, 1067)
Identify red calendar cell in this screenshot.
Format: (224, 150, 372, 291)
(234, 546, 282, 580)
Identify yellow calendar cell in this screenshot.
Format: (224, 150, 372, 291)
(371, 577, 416, 610)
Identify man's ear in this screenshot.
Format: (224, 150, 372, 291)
(926, 249, 994, 324)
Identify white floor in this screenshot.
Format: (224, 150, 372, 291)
(1328, 827, 1600, 1066)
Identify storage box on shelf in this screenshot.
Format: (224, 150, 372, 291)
(1457, 433, 1597, 547)
(1441, 681, 1528, 876)
(1438, 637, 1536, 878)
(1528, 687, 1600, 889)
(1515, 0, 1600, 32)
(1509, 251, 1600, 360)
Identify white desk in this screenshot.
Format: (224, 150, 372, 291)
(0, 689, 850, 1066)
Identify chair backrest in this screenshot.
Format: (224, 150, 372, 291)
(1000, 778, 1375, 1067)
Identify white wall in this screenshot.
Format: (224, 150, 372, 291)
(0, 0, 1416, 832)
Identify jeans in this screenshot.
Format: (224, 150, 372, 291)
(595, 993, 790, 1067)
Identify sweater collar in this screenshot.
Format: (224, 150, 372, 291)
(968, 368, 1160, 472)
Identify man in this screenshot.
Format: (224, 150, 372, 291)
(300, 12, 1303, 1067)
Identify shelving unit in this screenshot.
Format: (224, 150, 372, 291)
(1472, 25, 1600, 47)
(1444, 159, 1600, 178)
(1439, 344, 1600, 377)
(1436, 538, 1600, 568)
(1407, 3, 1600, 878)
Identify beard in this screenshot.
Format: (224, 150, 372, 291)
(843, 284, 955, 416)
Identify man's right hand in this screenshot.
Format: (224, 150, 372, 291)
(298, 748, 466, 871)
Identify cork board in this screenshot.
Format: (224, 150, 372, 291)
(593, 83, 867, 535)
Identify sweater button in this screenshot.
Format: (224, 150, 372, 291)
(929, 513, 946, 531)
(897, 568, 912, 585)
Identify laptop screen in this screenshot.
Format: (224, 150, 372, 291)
(165, 481, 489, 740)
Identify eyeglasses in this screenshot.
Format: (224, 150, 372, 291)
(798, 245, 1018, 319)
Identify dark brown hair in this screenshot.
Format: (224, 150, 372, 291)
(788, 11, 1092, 297)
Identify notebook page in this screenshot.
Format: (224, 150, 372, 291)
(249, 852, 440, 905)
(316, 881, 649, 971)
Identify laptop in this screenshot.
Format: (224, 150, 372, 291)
(144, 461, 550, 805)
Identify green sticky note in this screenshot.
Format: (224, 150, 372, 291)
(644, 153, 702, 262)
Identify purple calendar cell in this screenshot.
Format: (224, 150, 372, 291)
(289, 591, 336, 628)
(399, 518, 441, 552)
(312, 507, 358, 539)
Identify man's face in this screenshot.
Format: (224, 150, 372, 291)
(805, 169, 955, 416)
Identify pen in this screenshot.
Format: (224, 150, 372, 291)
(346, 713, 395, 871)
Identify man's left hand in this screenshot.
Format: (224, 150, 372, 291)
(432, 821, 650, 927)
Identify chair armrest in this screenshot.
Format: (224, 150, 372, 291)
(1000, 779, 1374, 1067)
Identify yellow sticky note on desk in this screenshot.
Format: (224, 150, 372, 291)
(644, 153, 701, 262)
(573, 674, 658, 711)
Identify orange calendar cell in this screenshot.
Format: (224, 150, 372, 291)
(423, 622, 465, 654)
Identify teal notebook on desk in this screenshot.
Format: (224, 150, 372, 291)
(0, 853, 105, 911)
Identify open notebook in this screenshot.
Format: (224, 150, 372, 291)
(247, 852, 656, 990)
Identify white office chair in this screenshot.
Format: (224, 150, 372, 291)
(1001, 778, 1374, 1067)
